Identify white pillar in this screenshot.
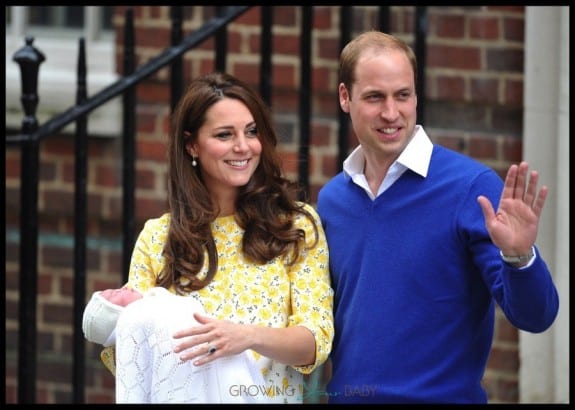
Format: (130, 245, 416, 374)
(521, 6, 569, 403)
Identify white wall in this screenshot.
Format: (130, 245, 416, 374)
(521, 6, 569, 403)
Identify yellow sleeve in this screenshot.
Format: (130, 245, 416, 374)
(289, 203, 334, 374)
(100, 346, 116, 376)
(125, 214, 171, 293)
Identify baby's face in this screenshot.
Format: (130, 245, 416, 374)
(100, 287, 142, 306)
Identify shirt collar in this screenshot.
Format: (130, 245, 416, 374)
(343, 125, 433, 178)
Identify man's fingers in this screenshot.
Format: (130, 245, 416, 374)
(533, 185, 549, 217)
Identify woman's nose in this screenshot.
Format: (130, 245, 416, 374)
(233, 135, 249, 152)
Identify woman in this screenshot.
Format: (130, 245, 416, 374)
(82, 72, 334, 403)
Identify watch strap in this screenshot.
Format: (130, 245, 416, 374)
(500, 246, 535, 267)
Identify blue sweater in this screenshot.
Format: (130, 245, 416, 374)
(317, 145, 559, 403)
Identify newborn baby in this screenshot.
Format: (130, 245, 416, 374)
(83, 286, 269, 403)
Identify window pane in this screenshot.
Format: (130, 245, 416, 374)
(101, 7, 114, 31)
(28, 6, 55, 26)
(65, 7, 84, 28)
(28, 6, 84, 28)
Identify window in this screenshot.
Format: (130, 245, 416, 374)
(5, 6, 120, 137)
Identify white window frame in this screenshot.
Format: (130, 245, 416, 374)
(5, 6, 121, 137)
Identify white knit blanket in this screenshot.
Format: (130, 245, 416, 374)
(114, 287, 272, 403)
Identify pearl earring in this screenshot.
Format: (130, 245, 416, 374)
(192, 157, 197, 167)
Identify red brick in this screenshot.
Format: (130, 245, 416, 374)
(428, 45, 482, 70)
(137, 139, 168, 162)
(434, 14, 465, 38)
(503, 16, 525, 42)
(435, 75, 465, 101)
(273, 33, 300, 55)
(273, 6, 297, 27)
(470, 77, 499, 104)
(470, 16, 500, 40)
(235, 6, 261, 25)
(504, 78, 523, 106)
(313, 6, 334, 30)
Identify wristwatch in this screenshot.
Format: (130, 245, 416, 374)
(500, 247, 535, 267)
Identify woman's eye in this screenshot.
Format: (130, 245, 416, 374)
(215, 131, 232, 139)
(246, 127, 258, 137)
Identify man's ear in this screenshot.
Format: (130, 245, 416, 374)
(339, 83, 350, 113)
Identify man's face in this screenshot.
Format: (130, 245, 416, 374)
(339, 48, 418, 166)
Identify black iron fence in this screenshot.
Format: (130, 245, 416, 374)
(5, 6, 427, 403)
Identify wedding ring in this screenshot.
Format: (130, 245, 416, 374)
(208, 345, 217, 355)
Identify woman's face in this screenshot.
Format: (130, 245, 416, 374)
(188, 98, 262, 203)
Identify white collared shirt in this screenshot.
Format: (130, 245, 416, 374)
(343, 125, 434, 200)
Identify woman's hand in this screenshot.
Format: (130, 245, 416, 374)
(173, 314, 316, 367)
(172, 313, 252, 366)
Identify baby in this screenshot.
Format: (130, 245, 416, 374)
(83, 286, 270, 403)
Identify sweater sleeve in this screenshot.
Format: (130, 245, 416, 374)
(461, 170, 559, 333)
(499, 250, 559, 332)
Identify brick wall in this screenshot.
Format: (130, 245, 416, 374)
(4, 5, 526, 404)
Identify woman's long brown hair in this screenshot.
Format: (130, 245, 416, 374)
(157, 72, 319, 294)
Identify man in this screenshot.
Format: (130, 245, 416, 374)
(316, 30, 559, 404)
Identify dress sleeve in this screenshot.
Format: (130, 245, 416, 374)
(126, 215, 170, 293)
(288, 204, 334, 374)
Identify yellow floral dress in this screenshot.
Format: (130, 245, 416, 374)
(101, 203, 334, 403)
